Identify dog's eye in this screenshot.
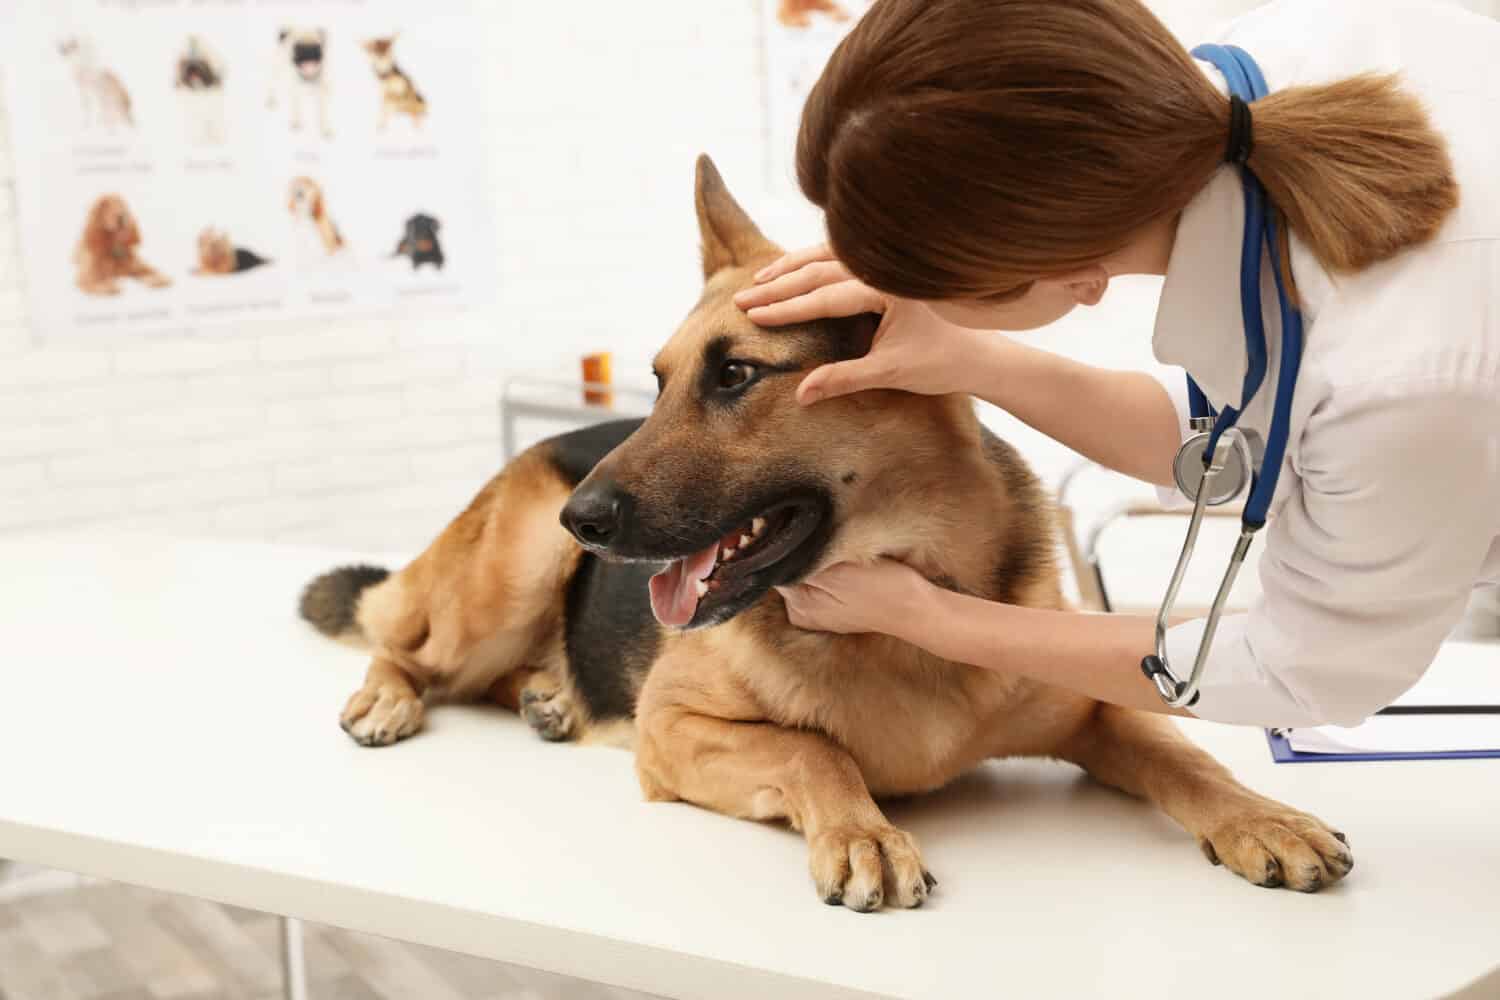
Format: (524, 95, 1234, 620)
(718, 361, 755, 390)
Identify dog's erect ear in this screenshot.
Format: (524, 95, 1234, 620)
(695, 154, 779, 280)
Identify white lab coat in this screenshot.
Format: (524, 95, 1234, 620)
(1153, 0, 1500, 727)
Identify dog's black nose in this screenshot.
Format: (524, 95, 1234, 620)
(561, 478, 631, 548)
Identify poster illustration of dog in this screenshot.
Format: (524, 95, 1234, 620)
(193, 228, 271, 275)
(267, 27, 332, 138)
(11, 0, 492, 338)
(390, 213, 443, 269)
(74, 195, 171, 295)
(777, 0, 850, 28)
(175, 35, 227, 145)
(286, 176, 347, 269)
(57, 35, 133, 131)
(361, 35, 428, 131)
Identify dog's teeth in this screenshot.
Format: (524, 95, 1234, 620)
(752, 517, 766, 536)
(740, 533, 754, 548)
(695, 580, 709, 598)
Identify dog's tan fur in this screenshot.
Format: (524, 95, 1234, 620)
(74, 195, 170, 296)
(338, 446, 581, 745)
(318, 156, 1352, 908)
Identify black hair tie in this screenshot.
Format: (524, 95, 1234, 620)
(1224, 94, 1254, 165)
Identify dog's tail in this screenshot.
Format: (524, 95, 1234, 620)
(299, 564, 389, 642)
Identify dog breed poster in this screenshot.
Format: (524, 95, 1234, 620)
(2, 0, 493, 340)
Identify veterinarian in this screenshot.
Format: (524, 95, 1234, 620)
(737, 0, 1500, 728)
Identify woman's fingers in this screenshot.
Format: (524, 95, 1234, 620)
(744, 279, 884, 327)
(734, 260, 852, 310)
(753, 242, 835, 284)
(797, 355, 893, 405)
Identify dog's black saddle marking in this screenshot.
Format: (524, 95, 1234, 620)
(545, 419, 643, 487)
(541, 419, 656, 724)
(563, 555, 659, 724)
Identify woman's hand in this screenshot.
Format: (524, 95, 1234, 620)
(735, 242, 889, 326)
(776, 559, 938, 638)
(734, 243, 990, 406)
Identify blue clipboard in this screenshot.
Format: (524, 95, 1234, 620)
(1267, 705, 1500, 763)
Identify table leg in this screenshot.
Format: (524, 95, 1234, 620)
(280, 916, 309, 1000)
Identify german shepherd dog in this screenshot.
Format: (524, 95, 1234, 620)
(360, 36, 428, 131)
(301, 156, 1353, 909)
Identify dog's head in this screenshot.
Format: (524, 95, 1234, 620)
(403, 214, 439, 248)
(85, 195, 140, 254)
(560, 155, 964, 630)
(287, 177, 324, 220)
(362, 36, 397, 66)
(282, 27, 326, 80)
(197, 228, 232, 270)
(178, 36, 220, 89)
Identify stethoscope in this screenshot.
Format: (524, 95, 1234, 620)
(1139, 43, 1306, 709)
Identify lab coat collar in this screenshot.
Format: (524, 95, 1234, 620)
(1152, 165, 1252, 409)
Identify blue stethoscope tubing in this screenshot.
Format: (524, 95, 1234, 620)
(1140, 43, 1307, 708)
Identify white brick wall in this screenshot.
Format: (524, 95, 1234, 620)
(0, 1, 806, 554)
(1, 0, 1495, 556)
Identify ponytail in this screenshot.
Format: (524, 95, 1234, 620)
(1247, 74, 1458, 272)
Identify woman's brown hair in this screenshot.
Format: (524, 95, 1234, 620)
(797, 0, 1458, 302)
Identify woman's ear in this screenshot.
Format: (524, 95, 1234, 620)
(1051, 265, 1110, 307)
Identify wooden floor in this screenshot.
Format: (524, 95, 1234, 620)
(0, 880, 659, 1000)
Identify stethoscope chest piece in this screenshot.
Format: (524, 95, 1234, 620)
(1172, 421, 1261, 506)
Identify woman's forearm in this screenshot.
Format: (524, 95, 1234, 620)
(964, 335, 1181, 488)
(908, 586, 1194, 717)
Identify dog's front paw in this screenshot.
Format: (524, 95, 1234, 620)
(1199, 800, 1353, 892)
(520, 686, 577, 742)
(809, 823, 934, 912)
(340, 684, 424, 747)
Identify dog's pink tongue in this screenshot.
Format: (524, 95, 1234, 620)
(649, 543, 719, 627)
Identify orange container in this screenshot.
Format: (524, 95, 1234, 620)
(581, 352, 613, 407)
